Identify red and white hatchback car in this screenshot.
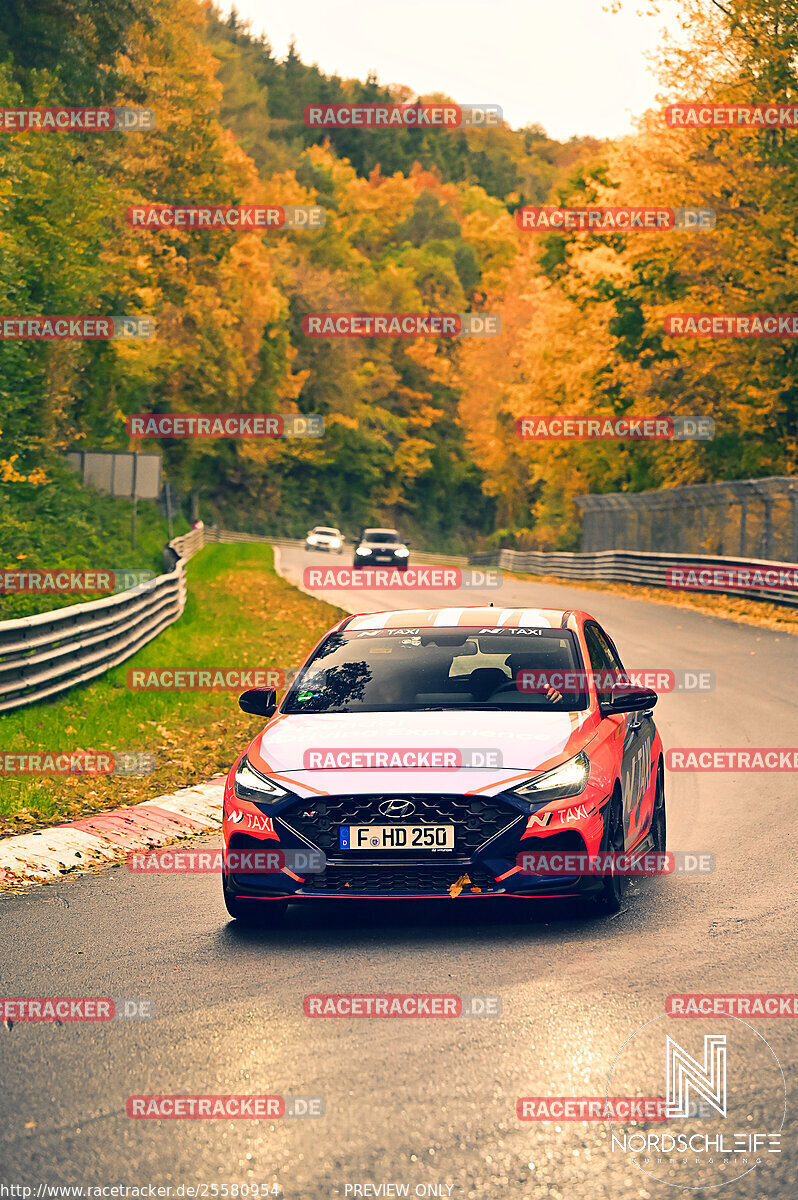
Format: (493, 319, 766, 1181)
(222, 606, 665, 923)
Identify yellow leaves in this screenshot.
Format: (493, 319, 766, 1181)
(392, 436, 436, 482)
(277, 367, 310, 402)
(0, 458, 25, 483)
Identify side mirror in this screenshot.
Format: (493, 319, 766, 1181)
(238, 686, 277, 718)
(599, 685, 657, 716)
(404, 540, 411, 547)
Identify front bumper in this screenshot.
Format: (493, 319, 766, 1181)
(224, 792, 593, 901)
(353, 554, 408, 567)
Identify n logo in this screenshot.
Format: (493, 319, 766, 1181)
(666, 1034, 727, 1118)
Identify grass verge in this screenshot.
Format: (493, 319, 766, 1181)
(0, 543, 344, 836)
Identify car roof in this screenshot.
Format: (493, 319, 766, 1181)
(362, 528, 399, 535)
(343, 606, 574, 630)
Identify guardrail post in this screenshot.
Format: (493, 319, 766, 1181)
(761, 496, 773, 560)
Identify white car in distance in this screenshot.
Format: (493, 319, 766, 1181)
(305, 526, 345, 554)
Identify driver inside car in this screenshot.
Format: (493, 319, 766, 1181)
(505, 652, 564, 704)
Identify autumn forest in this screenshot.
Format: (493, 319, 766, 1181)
(0, 0, 796, 552)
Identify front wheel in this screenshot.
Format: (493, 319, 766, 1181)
(594, 791, 627, 914)
(223, 878, 287, 925)
(650, 764, 666, 853)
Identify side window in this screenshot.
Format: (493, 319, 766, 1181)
(584, 623, 615, 705)
(593, 624, 625, 675)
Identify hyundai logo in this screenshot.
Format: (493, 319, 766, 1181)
(378, 799, 416, 819)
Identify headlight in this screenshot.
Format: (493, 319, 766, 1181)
(510, 751, 590, 810)
(233, 756, 288, 805)
(356, 547, 372, 556)
(394, 547, 409, 557)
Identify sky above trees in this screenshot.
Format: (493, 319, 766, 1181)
(223, 0, 686, 139)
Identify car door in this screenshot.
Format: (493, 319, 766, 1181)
(589, 621, 655, 847)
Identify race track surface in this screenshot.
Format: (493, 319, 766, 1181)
(2, 546, 796, 1198)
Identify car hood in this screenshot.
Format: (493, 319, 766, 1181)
(251, 709, 596, 797)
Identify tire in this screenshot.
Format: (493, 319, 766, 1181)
(594, 790, 627, 914)
(650, 762, 666, 853)
(223, 878, 287, 925)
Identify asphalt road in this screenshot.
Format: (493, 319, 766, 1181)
(2, 545, 797, 1199)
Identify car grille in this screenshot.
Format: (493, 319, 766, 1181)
(278, 794, 522, 855)
(298, 862, 501, 895)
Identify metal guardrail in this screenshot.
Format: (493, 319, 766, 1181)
(19, 527, 785, 715)
(0, 526, 467, 713)
(468, 547, 798, 608)
(207, 528, 298, 548)
(0, 527, 205, 714)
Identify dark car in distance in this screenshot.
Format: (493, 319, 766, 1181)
(352, 528, 410, 571)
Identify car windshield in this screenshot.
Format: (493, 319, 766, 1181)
(313, 528, 339, 535)
(282, 628, 588, 713)
(364, 531, 399, 543)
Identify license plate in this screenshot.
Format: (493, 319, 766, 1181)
(340, 824, 454, 850)
(375, 555, 392, 563)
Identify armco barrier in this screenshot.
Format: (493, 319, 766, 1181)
(21, 531, 785, 715)
(468, 547, 798, 608)
(0, 527, 205, 714)
(0, 526, 464, 713)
